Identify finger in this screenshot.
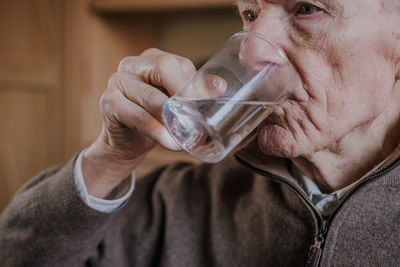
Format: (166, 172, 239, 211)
(140, 48, 196, 77)
(193, 74, 228, 99)
(101, 88, 181, 151)
(118, 51, 196, 96)
(120, 49, 196, 79)
(110, 72, 168, 123)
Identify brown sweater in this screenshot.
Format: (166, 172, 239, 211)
(1, 145, 400, 267)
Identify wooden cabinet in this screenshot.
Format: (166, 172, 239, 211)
(0, 0, 240, 211)
(92, 0, 233, 12)
(0, 0, 64, 210)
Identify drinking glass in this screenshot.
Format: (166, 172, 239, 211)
(162, 31, 294, 163)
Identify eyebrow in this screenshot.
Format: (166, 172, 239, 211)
(234, 0, 344, 16)
(235, 0, 335, 6)
(235, 0, 259, 6)
(234, 0, 260, 14)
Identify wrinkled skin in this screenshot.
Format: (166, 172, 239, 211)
(236, 0, 400, 191)
(84, 0, 400, 197)
(235, 0, 400, 157)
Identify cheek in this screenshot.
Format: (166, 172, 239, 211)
(312, 21, 396, 125)
(257, 53, 394, 158)
(328, 45, 395, 127)
(257, 14, 398, 157)
(329, 13, 399, 118)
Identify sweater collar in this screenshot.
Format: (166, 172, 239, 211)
(234, 136, 400, 191)
(234, 138, 302, 188)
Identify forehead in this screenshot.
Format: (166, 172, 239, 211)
(234, 0, 353, 18)
(234, 0, 399, 17)
(235, 0, 340, 7)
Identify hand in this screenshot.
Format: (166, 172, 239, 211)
(82, 48, 196, 198)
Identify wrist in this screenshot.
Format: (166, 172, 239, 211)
(82, 139, 145, 198)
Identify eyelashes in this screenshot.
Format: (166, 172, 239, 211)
(239, 2, 326, 25)
(243, 10, 258, 22)
(294, 2, 324, 18)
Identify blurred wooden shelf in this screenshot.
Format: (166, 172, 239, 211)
(92, 0, 234, 12)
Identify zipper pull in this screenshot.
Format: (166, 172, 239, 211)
(306, 220, 329, 267)
(306, 239, 322, 267)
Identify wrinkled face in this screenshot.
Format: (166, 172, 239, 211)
(236, 0, 400, 158)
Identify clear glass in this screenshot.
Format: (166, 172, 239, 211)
(162, 31, 294, 163)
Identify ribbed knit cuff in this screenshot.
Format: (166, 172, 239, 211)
(73, 149, 135, 213)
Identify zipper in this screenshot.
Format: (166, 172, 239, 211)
(306, 220, 328, 267)
(332, 156, 400, 216)
(235, 155, 400, 267)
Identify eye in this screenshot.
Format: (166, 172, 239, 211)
(295, 3, 323, 16)
(243, 10, 258, 22)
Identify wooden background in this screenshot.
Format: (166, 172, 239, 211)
(0, 0, 240, 211)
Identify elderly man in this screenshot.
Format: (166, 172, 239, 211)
(1, 0, 400, 266)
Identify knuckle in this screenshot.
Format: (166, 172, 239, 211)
(110, 71, 122, 81)
(180, 58, 196, 77)
(153, 54, 178, 83)
(180, 57, 193, 68)
(99, 90, 116, 114)
(141, 47, 161, 56)
(143, 88, 162, 108)
(156, 54, 178, 68)
(118, 56, 135, 72)
(108, 72, 123, 87)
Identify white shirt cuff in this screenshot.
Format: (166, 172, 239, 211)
(73, 149, 135, 213)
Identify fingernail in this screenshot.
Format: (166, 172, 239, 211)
(213, 77, 222, 89)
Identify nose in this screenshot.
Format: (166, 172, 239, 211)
(235, 11, 293, 103)
(239, 11, 287, 72)
(238, 34, 285, 73)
